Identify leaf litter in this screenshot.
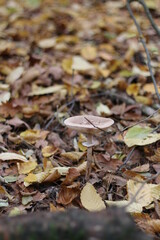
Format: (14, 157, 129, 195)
(0, 0, 160, 237)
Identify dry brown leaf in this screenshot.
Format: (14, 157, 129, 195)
(80, 183, 106, 211)
(57, 185, 80, 205)
(63, 168, 80, 185)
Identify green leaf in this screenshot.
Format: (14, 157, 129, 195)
(124, 125, 160, 147)
(4, 175, 18, 183)
(22, 196, 33, 205)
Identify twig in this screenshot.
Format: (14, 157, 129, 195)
(117, 146, 136, 172)
(91, 89, 156, 116)
(84, 117, 107, 133)
(122, 107, 160, 132)
(126, 0, 160, 102)
(127, 0, 160, 36)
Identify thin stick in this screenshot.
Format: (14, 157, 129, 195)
(127, 0, 160, 102)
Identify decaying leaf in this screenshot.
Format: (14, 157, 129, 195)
(57, 185, 80, 205)
(80, 183, 106, 211)
(124, 125, 160, 147)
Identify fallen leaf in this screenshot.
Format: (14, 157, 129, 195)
(72, 56, 94, 71)
(6, 66, 24, 84)
(105, 200, 142, 213)
(96, 102, 111, 116)
(80, 183, 106, 211)
(0, 199, 8, 207)
(38, 38, 56, 49)
(127, 180, 160, 207)
(81, 45, 97, 61)
(0, 152, 27, 162)
(22, 196, 33, 205)
(17, 160, 37, 174)
(0, 92, 10, 105)
(57, 185, 80, 205)
(61, 152, 85, 162)
(20, 129, 49, 144)
(124, 125, 160, 147)
(42, 145, 58, 157)
(28, 85, 65, 96)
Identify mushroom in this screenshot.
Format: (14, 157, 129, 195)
(64, 115, 114, 181)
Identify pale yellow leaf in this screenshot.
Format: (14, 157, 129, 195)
(6, 66, 24, 84)
(105, 200, 142, 213)
(38, 38, 56, 49)
(28, 85, 64, 96)
(0, 152, 27, 162)
(0, 91, 10, 105)
(80, 183, 106, 211)
(72, 56, 94, 71)
(127, 180, 160, 207)
(96, 103, 111, 116)
(81, 45, 97, 61)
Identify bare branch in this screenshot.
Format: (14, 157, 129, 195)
(126, 0, 160, 102)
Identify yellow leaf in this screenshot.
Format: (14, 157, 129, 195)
(134, 96, 152, 105)
(38, 38, 56, 49)
(96, 102, 111, 116)
(0, 91, 10, 106)
(126, 83, 140, 96)
(72, 56, 94, 71)
(20, 129, 49, 144)
(0, 152, 27, 162)
(6, 66, 24, 84)
(62, 58, 73, 74)
(17, 160, 37, 174)
(42, 145, 58, 157)
(127, 180, 160, 207)
(143, 83, 160, 94)
(105, 200, 142, 213)
(24, 173, 37, 183)
(28, 85, 64, 96)
(80, 183, 106, 211)
(81, 45, 97, 61)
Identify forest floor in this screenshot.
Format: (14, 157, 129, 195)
(0, 0, 160, 238)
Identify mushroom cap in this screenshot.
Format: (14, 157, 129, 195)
(64, 115, 114, 134)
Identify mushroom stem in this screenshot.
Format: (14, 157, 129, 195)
(86, 134, 93, 181)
